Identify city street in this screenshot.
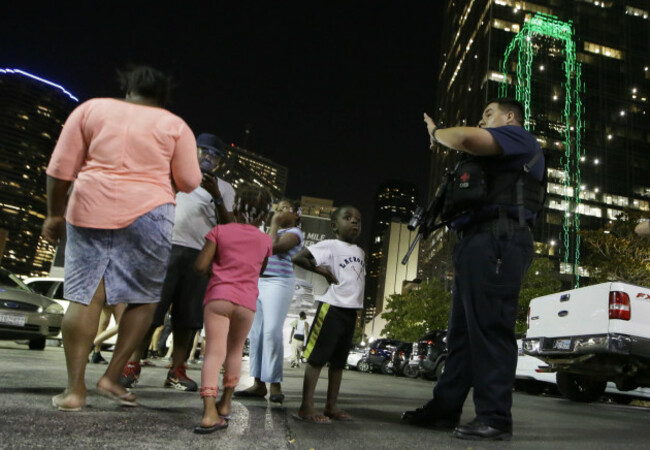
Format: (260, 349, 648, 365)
(2, 341, 650, 449)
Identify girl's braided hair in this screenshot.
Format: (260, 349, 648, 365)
(234, 183, 273, 225)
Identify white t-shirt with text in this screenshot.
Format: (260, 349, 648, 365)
(307, 239, 365, 309)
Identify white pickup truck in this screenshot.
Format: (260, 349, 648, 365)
(522, 281, 650, 402)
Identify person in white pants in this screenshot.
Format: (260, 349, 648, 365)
(289, 311, 309, 368)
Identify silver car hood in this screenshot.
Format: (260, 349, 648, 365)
(0, 286, 56, 309)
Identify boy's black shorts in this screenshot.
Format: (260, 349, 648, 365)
(303, 302, 358, 369)
(152, 245, 208, 330)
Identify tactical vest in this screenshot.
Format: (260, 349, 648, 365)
(441, 152, 546, 223)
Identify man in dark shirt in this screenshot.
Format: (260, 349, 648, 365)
(402, 98, 544, 441)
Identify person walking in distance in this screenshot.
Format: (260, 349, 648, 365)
(193, 184, 273, 434)
(120, 133, 235, 391)
(289, 311, 309, 368)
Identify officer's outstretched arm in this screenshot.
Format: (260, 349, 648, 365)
(424, 113, 502, 156)
(435, 127, 503, 156)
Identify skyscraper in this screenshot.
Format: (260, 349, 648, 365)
(364, 180, 417, 323)
(220, 144, 288, 198)
(428, 1, 650, 282)
(0, 69, 78, 276)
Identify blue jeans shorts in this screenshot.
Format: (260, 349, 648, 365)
(63, 203, 175, 305)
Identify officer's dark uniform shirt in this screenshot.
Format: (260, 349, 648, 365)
(452, 125, 544, 230)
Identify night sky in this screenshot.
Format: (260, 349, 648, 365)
(1, 3, 443, 249)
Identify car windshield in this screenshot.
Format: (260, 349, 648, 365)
(0, 269, 32, 292)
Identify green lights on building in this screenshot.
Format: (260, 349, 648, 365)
(499, 13, 584, 288)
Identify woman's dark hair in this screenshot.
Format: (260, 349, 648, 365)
(117, 65, 173, 107)
(234, 184, 273, 225)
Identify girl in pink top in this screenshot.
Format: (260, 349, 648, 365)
(193, 184, 273, 434)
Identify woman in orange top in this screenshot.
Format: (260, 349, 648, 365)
(43, 66, 201, 411)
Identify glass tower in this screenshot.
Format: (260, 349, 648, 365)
(428, 0, 650, 282)
(364, 180, 417, 323)
(0, 69, 78, 276)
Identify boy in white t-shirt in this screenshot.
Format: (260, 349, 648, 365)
(291, 205, 365, 423)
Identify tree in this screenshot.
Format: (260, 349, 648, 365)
(380, 278, 451, 342)
(517, 257, 562, 334)
(579, 209, 650, 286)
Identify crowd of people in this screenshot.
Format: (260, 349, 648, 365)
(44, 63, 638, 442)
(42, 65, 367, 434)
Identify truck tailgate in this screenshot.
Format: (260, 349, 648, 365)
(527, 283, 612, 338)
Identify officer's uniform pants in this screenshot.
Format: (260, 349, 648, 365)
(431, 223, 534, 431)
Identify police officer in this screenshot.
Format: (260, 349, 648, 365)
(402, 98, 545, 441)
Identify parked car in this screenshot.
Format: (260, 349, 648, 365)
(24, 276, 118, 345)
(389, 341, 413, 376)
(346, 345, 367, 370)
(413, 330, 447, 380)
(0, 268, 64, 350)
(365, 338, 402, 374)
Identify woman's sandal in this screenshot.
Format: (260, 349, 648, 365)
(194, 387, 229, 434)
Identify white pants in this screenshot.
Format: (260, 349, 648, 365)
(248, 276, 295, 383)
(290, 337, 304, 365)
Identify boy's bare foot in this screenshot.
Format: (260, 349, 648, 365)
(295, 407, 331, 423)
(52, 390, 86, 411)
(96, 376, 137, 406)
(324, 408, 353, 421)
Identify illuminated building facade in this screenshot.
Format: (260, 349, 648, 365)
(428, 0, 650, 282)
(364, 220, 420, 339)
(364, 180, 417, 323)
(0, 69, 78, 276)
(299, 196, 337, 219)
(221, 145, 288, 198)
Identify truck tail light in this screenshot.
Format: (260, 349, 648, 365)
(609, 291, 631, 320)
(527, 307, 531, 329)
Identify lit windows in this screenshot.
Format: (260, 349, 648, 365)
(604, 194, 629, 207)
(584, 41, 624, 60)
(491, 18, 520, 33)
(625, 5, 649, 20)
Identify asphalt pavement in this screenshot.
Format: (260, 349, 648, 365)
(2, 341, 650, 449)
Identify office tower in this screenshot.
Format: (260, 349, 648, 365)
(0, 69, 78, 276)
(429, 0, 650, 283)
(364, 220, 420, 339)
(364, 180, 418, 323)
(221, 145, 288, 198)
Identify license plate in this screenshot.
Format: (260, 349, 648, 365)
(0, 313, 26, 327)
(553, 339, 571, 350)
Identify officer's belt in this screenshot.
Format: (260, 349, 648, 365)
(456, 218, 531, 240)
